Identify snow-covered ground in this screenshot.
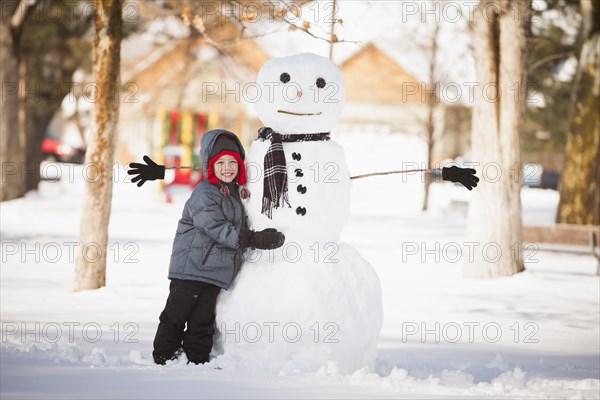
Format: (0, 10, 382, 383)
(1, 133, 599, 399)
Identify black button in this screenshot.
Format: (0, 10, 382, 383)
(295, 168, 304, 177)
(295, 206, 306, 216)
(297, 184, 307, 194)
(292, 152, 301, 161)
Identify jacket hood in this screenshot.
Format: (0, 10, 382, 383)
(200, 129, 245, 175)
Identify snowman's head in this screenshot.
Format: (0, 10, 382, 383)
(255, 53, 345, 134)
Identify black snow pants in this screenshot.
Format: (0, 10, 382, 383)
(152, 278, 221, 365)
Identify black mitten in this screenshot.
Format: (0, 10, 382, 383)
(128, 155, 165, 187)
(240, 228, 285, 250)
(442, 166, 479, 190)
(239, 228, 253, 249)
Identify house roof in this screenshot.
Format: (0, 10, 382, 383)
(119, 19, 269, 114)
(340, 42, 429, 105)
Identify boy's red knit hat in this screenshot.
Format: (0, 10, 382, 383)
(207, 136, 247, 185)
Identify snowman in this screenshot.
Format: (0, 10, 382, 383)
(128, 53, 478, 373)
(213, 53, 383, 374)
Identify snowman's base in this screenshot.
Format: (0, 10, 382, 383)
(213, 242, 383, 374)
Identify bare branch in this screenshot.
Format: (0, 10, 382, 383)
(528, 51, 575, 72)
(11, 0, 34, 29)
(261, 0, 360, 45)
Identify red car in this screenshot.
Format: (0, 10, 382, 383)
(42, 136, 86, 164)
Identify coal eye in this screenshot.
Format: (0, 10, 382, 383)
(316, 77, 326, 88)
(280, 72, 290, 83)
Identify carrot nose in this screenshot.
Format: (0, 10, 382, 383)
(297, 90, 303, 98)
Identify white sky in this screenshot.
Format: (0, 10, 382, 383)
(251, 1, 477, 84)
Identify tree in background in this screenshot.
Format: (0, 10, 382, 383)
(19, 1, 94, 192)
(394, 2, 473, 211)
(74, 0, 122, 291)
(1, 1, 30, 201)
(464, 0, 531, 278)
(1, 0, 94, 200)
(524, 0, 581, 167)
(421, 22, 441, 212)
(556, 0, 600, 226)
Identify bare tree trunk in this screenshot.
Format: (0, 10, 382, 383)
(328, 0, 336, 60)
(24, 106, 55, 192)
(421, 23, 439, 212)
(557, 0, 600, 226)
(74, 0, 122, 291)
(421, 105, 434, 211)
(464, 0, 529, 278)
(18, 55, 28, 189)
(22, 49, 80, 192)
(0, 0, 25, 202)
(422, 22, 440, 211)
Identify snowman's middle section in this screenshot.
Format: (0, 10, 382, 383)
(244, 139, 351, 246)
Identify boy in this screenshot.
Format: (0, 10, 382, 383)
(145, 129, 285, 365)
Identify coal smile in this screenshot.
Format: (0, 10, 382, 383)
(277, 110, 322, 116)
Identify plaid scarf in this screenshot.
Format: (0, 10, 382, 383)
(257, 127, 330, 218)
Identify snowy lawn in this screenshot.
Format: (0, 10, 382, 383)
(1, 133, 599, 399)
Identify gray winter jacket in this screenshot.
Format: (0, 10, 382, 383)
(168, 129, 247, 289)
